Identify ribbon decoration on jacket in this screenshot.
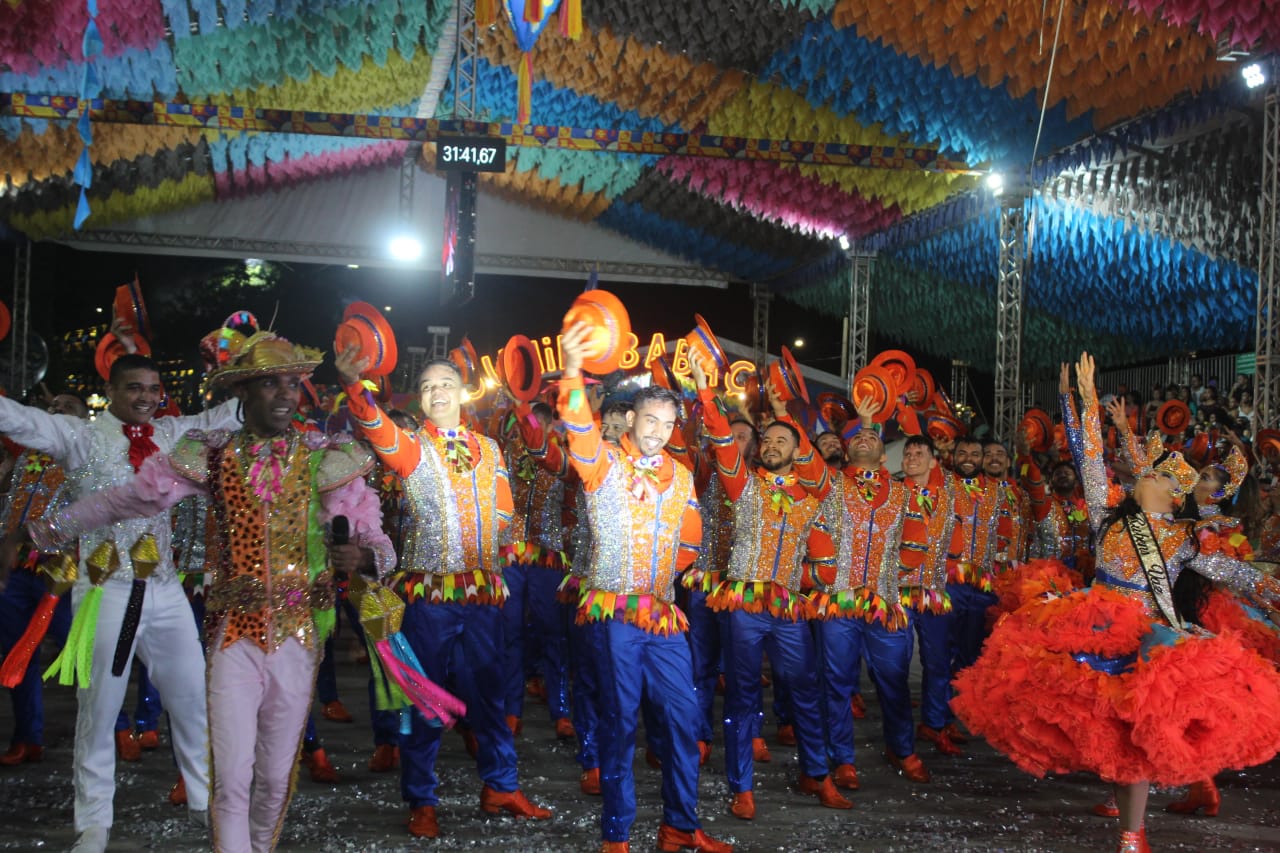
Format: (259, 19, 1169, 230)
(245, 434, 292, 503)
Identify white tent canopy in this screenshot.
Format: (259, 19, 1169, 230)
(58, 163, 728, 288)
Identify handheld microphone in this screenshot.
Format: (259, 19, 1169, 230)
(331, 515, 350, 546)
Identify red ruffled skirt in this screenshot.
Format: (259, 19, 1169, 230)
(952, 584, 1280, 785)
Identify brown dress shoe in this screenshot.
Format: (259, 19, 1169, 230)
(554, 717, 576, 739)
(729, 790, 755, 820)
(0, 743, 43, 766)
(305, 748, 340, 783)
(505, 714, 523, 736)
(136, 730, 160, 750)
(941, 722, 969, 743)
(775, 724, 796, 746)
(797, 774, 852, 809)
(850, 695, 867, 719)
(599, 842, 630, 853)
(697, 741, 712, 766)
(408, 805, 439, 838)
(116, 730, 141, 762)
(169, 777, 187, 806)
(833, 763, 860, 790)
(885, 751, 931, 783)
(580, 767, 601, 795)
(751, 737, 771, 763)
(479, 786, 552, 819)
(917, 724, 962, 755)
(321, 700, 354, 723)
(368, 744, 399, 772)
(656, 824, 734, 852)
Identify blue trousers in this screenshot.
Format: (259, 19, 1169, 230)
(722, 609, 827, 792)
(912, 608, 954, 730)
(588, 619, 701, 842)
(315, 593, 364, 704)
(398, 600, 518, 807)
(501, 563, 571, 721)
(817, 615, 915, 763)
(0, 570, 71, 745)
(947, 582, 998, 676)
(683, 588, 721, 743)
(568, 614, 599, 770)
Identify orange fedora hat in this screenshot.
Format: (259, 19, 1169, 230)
(335, 302, 398, 378)
(1156, 400, 1191, 436)
(95, 332, 151, 381)
(767, 346, 809, 404)
(562, 289, 631, 374)
(870, 350, 917, 399)
(850, 364, 897, 424)
(114, 277, 151, 339)
(500, 335, 543, 404)
(1020, 408, 1054, 453)
(685, 314, 729, 374)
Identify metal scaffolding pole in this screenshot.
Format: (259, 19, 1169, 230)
(950, 360, 969, 409)
(751, 282, 771, 367)
(994, 197, 1027, 442)
(451, 0, 478, 121)
(1256, 88, 1279, 427)
(845, 254, 873, 381)
(8, 241, 30, 394)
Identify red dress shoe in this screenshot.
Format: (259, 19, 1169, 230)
(656, 824, 734, 852)
(1166, 779, 1220, 816)
(697, 740, 712, 766)
(1117, 828, 1151, 853)
(580, 767, 601, 795)
(751, 737, 771, 763)
(797, 774, 852, 809)
(729, 790, 755, 820)
(885, 751, 931, 783)
(941, 722, 969, 743)
(1093, 794, 1120, 818)
(0, 743, 43, 766)
(554, 717, 576, 739)
(305, 748, 340, 783)
(136, 730, 160, 750)
(833, 763, 860, 790)
(459, 728, 479, 759)
(850, 695, 867, 719)
(168, 776, 187, 806)
(645, 748, 663, 770)
(479, 786, 552, 819)
(368, 744, 399, 773)
(917, 724, 962, 755)
(599, 842, 630, 853)
(775, 724, 796, 746)
(116, 730, 141, 762)
(526, 677, 547, 701)
(505, 714, 523, 736)
(408, 805, 439, 838)
(321, 700, 354, 723)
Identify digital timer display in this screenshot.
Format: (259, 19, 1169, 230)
(436, 137, 507, 172)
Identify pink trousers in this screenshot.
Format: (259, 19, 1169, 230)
(207, 636, 318, 853)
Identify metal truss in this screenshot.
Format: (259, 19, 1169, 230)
(845, 254, 873, 380)
(950, 360, 969, 410)
(451, 0, 478, 121)
(752, 282, 771, 367)
(1257, 88, 1279, 428)
(8, 241, 30, 393)
(994, 197, 1027, 443)
(58, 230, 726, 286)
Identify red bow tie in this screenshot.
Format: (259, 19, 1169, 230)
(122, 423, 158, 472)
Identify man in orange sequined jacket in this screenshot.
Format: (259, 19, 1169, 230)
(690, 358, 847, 821)
(336, 347, 551, 840)
(559, 322, 731, 853)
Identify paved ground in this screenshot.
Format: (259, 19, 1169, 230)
(3, 634, 1280, 852)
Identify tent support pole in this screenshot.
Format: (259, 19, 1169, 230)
(752, 283, 771, 367)
(845, 253, 873, 382)
(1256, 87, 1279, 428)
(994, 196, 1027, 443)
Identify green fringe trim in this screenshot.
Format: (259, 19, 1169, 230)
(45, 586, 102, 689)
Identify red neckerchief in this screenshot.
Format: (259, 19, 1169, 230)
(122, 422, 158, 472)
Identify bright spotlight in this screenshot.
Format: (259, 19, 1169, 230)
(384, 306, 393, 312)
(793, 338, 805, 348)
(389, 234, 424, 262)
(1243, 62, 1266, 90)
(347, 264, 360, 270)
(838, 234, 850, 251)
(986, 173, 1004, 194)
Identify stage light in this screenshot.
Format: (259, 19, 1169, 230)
(347, 264, 360, 269)
(838, 235, 850, 251)
(389, 234, 424, 262)
(1243, 62, 1266, 89)
(986, 173, 1004, 194)
(794, 338, 805, 348)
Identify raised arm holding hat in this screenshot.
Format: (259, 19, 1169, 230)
(0, 349, 239, 852)
(558, 321, 730, 853)
(334, 343, 550, 839)
(35, 332, 394, 853)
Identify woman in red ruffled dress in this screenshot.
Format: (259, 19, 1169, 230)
(952, 353, 1280, 853)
